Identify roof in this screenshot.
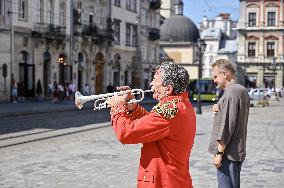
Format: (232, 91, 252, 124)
(201, 28, 221, 39)
(160, 15, 200, 43)
(218, 40, 238, 54)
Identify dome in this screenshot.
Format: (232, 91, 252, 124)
(160, 15, 200, 43)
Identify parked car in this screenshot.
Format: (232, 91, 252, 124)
(248, 88, 269, 107)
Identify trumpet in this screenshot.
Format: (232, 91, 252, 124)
(75, 89, 153, 110)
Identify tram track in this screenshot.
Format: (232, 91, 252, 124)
(0, 122, 111, 149)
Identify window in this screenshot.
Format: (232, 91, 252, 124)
(248, 42, 256, 57)
(132, 0, 137, 12)
(248, 12, 256, 27)
(0, 0, 4, 16)
(114, 0, 120, 6)
(209, 56, 213, 64)
(113, 20, 120, 44)
(267, 12, 276, 26)
(89, 15, 93, 24)
(89, 6, 94, 25)
(18, 0, 27, 20)
(267, 42, 275, 57)
(126, 24, 131, 46)
(50, 0, 54, 24)
(59, 2, 66, 26)
(126, 0, 131, 10)
(38, 0, 44, 23)
(77, 1, 82, 10)
(132, 25, 137, 46)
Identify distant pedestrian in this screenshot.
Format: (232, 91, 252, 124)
(17, 80, 25, 102)
(208, 59, 250, 188)
(83, 83, 90, 96)
(58, 83, 64, 101)
(64, 83, 69, 102)
(11, 79, 17, 103)
(53, 81, 59, 103)
(68, 83, 76, 100)
(47, 80, 53, 100)
(106, 83, 114, 93)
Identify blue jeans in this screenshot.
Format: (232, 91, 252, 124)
(217, 157, 243, 188)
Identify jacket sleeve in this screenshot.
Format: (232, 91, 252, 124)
(111, 104, 171, 144)
(128, 105, 149, 121)
(217, 94, 239, 145)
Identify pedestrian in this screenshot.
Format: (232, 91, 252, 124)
(58, 82, 64, 101)
(208, 59, 250, 188)
(17, 80, 25, 102)
(83, 83, 90, 96)
(106, 83, 114, 93)
(11, 79, 18, 103)
(68, 82, 76, 100)
(107, 60, 196, 188)
(47, 80, 53, 100)
(53, 81, 59, 103)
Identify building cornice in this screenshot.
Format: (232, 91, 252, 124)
(237, 62, 284, 68)
(236, 27, 284, 32)
(160, 41, 194, 47)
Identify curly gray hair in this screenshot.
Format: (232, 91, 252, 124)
(156, 59, 190, 94)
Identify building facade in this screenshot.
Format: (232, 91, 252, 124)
(0, 0, 111, 101)
(110, 0, 160, 90)
(238, 0, 284, 89)
(160, 0, 175, 19)
(199, 13, 245, 84)
(199, 13, 238, 40)
(0, 0, 160, 102)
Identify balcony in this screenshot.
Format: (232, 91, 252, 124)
(81, 25, 98, 37)
(32, 23, 66, 39)
(97, 28, 114, 42)
(48, 25, 66, 37)
(148, 28, 160, 41)
(32, 23, 49, 35)
(149, 0, 161, 10)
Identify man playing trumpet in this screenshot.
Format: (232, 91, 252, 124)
(107, 59, 196, 188)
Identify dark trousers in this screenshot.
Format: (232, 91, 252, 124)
(217, 157, 243, 188)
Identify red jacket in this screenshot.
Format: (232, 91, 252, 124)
(111, 92, 196, 188)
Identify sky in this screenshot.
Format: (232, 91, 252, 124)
(183, 0, 240, 25)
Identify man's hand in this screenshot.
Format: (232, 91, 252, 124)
(75, 101, 83, 109)
(213, 154, 222, 168)
(212, 104, 219, 114)
(116, 86, 138, 112)
(107, 93, 128, 107)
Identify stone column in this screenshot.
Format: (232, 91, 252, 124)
(257, 66, 264, 87)
(276, 68, 283, 88)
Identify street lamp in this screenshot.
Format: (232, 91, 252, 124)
(196, 38, 206, 115)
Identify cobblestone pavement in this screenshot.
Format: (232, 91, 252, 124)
(0, 99, 283, 188)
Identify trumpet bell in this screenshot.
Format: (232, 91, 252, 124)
(75, 91, 86, 109)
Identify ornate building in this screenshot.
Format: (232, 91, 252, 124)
(237, 0, 284, 89)
(160, 0, 175, 19)
(199, 13, 245, 84)
(110, 0, 160, 90)
(0, 0, 111, 101)
(160, 0, 200, 79)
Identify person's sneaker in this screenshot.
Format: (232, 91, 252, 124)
(13, 101, 17, 104)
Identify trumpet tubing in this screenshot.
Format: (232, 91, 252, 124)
(75, 89, 152, 110)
